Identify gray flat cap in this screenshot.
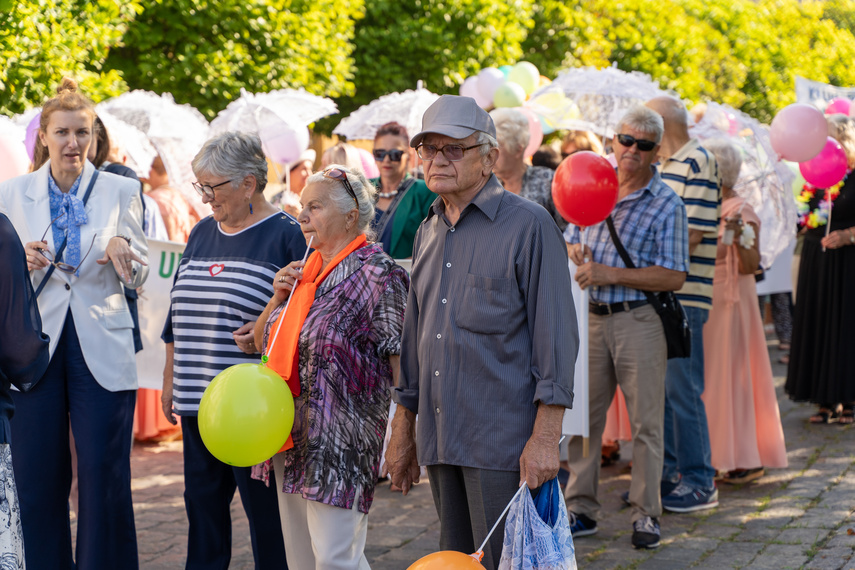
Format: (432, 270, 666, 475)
(410, 95, 496, 148)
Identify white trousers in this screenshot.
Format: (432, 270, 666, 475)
(272, 453, 371, 570)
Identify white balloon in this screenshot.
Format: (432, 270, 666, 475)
(460, 76, 492, 109)
(477, 68, 506, 104)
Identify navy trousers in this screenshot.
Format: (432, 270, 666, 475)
(10, 311, 138, 570)
(181, 416, 288, 570)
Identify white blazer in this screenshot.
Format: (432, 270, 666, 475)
(0, 161, 149, 391)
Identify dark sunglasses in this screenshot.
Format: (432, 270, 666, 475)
(616, 134, 657, 152)
(192, 179, 233, 200)
(323, 168, 358, 208)
(38, 213, 97, 274)
(416, 143, 486, 162)
(373, 149, 405, 162)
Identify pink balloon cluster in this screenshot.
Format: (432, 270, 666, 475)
(825, 98, 852, 116)
(769, 104, 827, 163)
(799, 136, 848, 189)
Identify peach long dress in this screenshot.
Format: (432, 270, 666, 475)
(702, 198, 787, 472)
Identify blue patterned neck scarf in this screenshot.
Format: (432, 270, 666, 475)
(47, 172, 87, 275)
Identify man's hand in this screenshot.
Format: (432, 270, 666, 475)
(574, 260, 614, 290)
(385, 407, 420, 495)
(519, 404, 564, 489)
(568, 243, 592, 266)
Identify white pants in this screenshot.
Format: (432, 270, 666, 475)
(272, 453, 371, 570)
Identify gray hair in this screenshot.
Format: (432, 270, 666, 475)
(702, 138, 742, 189)
(616, 105, 665, 144)
(192, 132, 268, 193)
(305, 165, 377, 239)
(827, 114, 855, 167)
(490, 108, 530, 154)
(476, 131, 499, 159)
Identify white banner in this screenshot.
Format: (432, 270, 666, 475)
(562, 261, 589, 438)
(135, 239, 185, 390)
(795, 76, 855, 110)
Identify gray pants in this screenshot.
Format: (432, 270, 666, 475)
(426, 465, 520, 570)
(565, 303, 667, 523)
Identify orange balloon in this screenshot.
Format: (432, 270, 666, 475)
(407, 551, 487, 569)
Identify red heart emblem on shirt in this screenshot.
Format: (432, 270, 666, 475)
(209, 264, 225, 276)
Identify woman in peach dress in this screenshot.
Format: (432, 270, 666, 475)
(701, 139, 787, 484)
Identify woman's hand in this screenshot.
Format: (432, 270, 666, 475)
(821, 229, 854, 250)
(724, 214, 743, 239)
(272, 260, 306, 303)
(24, 240, 50, 272)
(97, 237, 147, 283)
(233, 321, 258, 354)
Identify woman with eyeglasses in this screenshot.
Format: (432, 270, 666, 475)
(161, 131, 305, 569)
(0, 78, 149, 570)
(253, 165, 409, 569)
(370, 122, 435, 259)
(490, 108, 568, 231)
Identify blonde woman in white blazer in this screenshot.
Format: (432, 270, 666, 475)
(0, 79, 148, 570)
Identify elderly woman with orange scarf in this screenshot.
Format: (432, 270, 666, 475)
(253, 165, 409, 569)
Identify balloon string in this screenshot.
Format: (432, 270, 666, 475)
(473, 436, 566, 558)
(263, 235, 313, 363)
(823, 194, 833, 253)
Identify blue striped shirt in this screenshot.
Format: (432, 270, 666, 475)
(162, 213, 306, 415)
(565, 168, 689, 304)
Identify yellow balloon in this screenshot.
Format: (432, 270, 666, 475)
(408, 551, 486, 569)
(198, 363, 295, 467)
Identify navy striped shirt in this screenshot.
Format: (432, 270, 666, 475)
(162, 213, 306, 415)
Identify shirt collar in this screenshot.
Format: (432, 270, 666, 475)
(426, 173, 504, 223)
(618, 166, 665, 203)
(666, 137, 701, 163)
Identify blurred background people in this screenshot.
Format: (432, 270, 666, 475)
(142, 155, 202, 243)
(561, 129, 605, 158)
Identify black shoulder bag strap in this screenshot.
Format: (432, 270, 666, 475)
(34, 171, 99, 298)
(604, 215, 660, 309)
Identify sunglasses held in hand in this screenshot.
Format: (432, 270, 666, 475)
(37, 213, 96, 274)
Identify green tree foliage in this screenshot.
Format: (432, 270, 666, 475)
(345, 0, 534, 119)
(105, 0, 364, 120)
(0, 0, 140, 116)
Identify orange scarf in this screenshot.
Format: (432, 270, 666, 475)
(265, 234, 367, 397)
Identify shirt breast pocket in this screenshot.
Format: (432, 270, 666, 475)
(455, 273, 515, 335)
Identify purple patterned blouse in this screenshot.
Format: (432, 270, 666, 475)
(262, 243, 409, 514)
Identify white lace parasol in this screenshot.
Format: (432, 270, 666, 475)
(531, 65, 670, 138)
(0, 115, 25, 143)
(97, 91, 211, 218)
(96, 112, 158, 179)
(691, 102, 798, 268)
(333, 82, 440, 141)
(210, 88, 338, 135)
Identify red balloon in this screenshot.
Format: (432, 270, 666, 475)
(551, 151, 619, 227)
(407, 551, 486, 569)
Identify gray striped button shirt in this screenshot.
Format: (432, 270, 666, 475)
(394, 174, 578, 472)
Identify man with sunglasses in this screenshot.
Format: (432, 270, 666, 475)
(646, 96, 722, 514)
(386, 95, 578, 569)
(564, 105, 689, 549)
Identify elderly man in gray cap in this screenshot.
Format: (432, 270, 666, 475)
(385, 95, 579, 568)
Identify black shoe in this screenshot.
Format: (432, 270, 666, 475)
(631, 516, 660, 549)
(568, 511, 598, 537)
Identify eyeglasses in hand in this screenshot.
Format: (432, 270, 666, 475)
(192, 179, 234, 200)
(323, 168, 359, 208)
(416, 143, 486, 162)
(38, 213, 97, 274)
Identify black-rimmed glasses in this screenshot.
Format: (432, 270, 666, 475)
(38, 213, 97, 274)
(416, 143, 486, 162)
(323, 168, 359, 208)
(192, 179, 234, 200)
(615, 134, 657, 152)
(373, 149, 405, 162)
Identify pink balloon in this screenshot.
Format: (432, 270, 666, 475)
(770, 104, 827, 162)
(825, 98, 851, 116)
(459, 76, 492, 109)
(356, 147, 380, 179)
(476, 68, 505, 105)
(799, 136, 848, 188)
(25, 113, 40, 162)
(0, 134, 31, 183)
(518, 108, 543, 159)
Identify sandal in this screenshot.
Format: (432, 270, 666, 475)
(839, 404, 854, 425)
(778, 342, 791, 352)
(601, 441, 620, 466)
(778, 354, 789, 365)
(809, 408, 840, 424)
(722, 467, 765, 484)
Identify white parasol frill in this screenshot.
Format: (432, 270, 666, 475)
(333, 81, 440, 141)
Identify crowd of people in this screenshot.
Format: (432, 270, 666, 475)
(0, 75, 849, 570)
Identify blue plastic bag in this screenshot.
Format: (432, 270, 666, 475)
(498, 478, 577, 570)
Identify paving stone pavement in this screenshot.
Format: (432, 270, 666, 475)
(121, 337, 852, 569)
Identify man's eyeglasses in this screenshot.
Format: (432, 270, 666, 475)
(38, 213, 97, 274)
(192, 179, 233, 200)
(323, 168, 359, 208)
(416, 143, 486, 162)
(373, 149, 405, 162)
(615, 134, 657, 152)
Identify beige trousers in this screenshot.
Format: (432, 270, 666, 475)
(272, 453, 371, 570)
(565, 304, 667, 523)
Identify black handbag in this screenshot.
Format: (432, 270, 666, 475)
(605, 215, 691, 359)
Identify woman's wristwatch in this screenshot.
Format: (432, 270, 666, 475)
(114, 234, 132, 246)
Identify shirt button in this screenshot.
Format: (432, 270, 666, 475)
(450, 227, 455, 233)
(445, 262, 451, 268)
(442, 298, 447, 304)
(436, 334, 441, 339)
(65, 284, 71, 290)
(434, 370, 439, 376)
(436, 407, 441, 414)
